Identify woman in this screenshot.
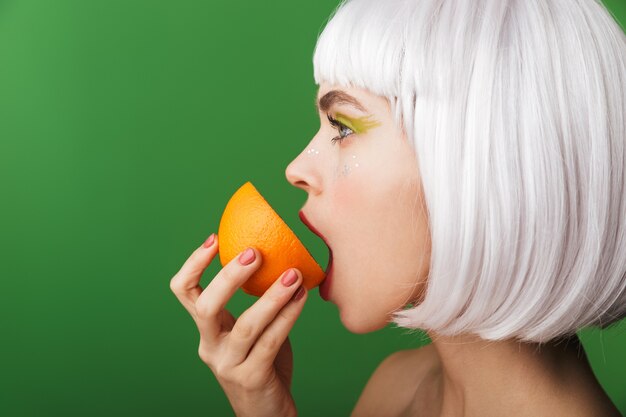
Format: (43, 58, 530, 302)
(170, 0, 626, 415)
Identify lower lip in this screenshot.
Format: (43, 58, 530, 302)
(319, 251, 333, 301)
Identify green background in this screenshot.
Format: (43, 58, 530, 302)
(1, 1, 625, 416)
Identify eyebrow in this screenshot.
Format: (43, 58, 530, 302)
(315, 90, 368, 113)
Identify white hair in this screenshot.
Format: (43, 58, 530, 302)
(313, 0, 626, 343)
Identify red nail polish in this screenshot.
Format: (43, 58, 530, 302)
(281, 269, 298, 287)
(293, 286, 306, 301)
(203, 234, 215, 248)
(238, 248, 256, 265)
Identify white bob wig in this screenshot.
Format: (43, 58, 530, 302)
(313, 0, 626, 343)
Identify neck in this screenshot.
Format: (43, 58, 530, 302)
(424, 331, 612, 416)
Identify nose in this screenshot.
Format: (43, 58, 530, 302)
(285, 149, 319, 194)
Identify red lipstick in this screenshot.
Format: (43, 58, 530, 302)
(298, 211, 333, 301)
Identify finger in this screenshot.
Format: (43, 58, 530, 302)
(222, 268, 304, 368)
(170, 234, 219, 316)
(194, 247, 263, 340)
(246, 280, 307, 368)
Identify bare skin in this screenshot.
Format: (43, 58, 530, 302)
(285, 83, 430, 334)
(352, 334, 621, 417)
(423, 332, 620, 417)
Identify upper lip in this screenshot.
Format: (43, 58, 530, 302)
(299, 211, 330, 248)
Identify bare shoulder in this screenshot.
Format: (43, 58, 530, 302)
(350, 344, 440, 417)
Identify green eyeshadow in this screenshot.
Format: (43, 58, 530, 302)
(335, 113, 381, 134)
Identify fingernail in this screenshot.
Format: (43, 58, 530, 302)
(238, 248, 255, 265)
(203, 234, 216, 248)
(281, 269, 298, 287)
(292, 286, 306, 301)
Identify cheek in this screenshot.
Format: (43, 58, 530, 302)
(331, 152, 374, 210)
(331, 179, 359, 220)
(331, 152, 362, 180)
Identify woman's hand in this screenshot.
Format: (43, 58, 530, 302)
(170, 235, 308, 417)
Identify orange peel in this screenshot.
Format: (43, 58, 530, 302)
(218, 181, 325, 297)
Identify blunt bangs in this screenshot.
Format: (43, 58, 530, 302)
(313, 0, 414, 125)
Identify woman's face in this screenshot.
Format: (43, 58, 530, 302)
(285, 82, 431, 333)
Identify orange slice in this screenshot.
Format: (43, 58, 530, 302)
(218, 181, 325, 297)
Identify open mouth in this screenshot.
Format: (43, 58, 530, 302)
(326, 250, 333, 274)
(298, 210, 333, 275)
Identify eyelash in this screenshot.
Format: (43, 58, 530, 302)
(327, 114, 354, 145)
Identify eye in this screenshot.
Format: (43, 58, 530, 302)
(327, 114, 354, 145)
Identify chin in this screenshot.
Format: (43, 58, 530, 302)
(339, 309, 388, 334)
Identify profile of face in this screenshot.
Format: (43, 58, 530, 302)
(285, 82, 432, 334)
